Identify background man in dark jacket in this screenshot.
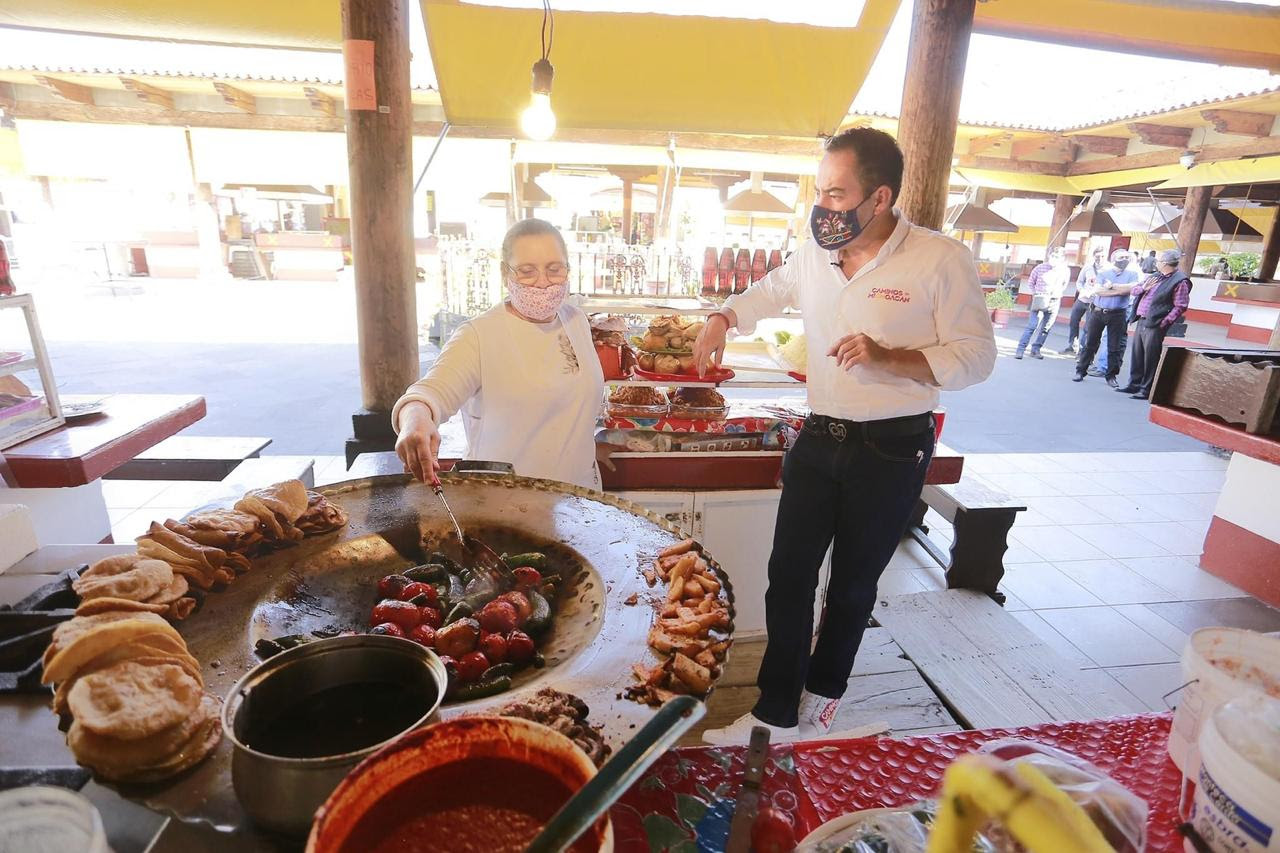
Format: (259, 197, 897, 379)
(1119, 248, 1191, 400)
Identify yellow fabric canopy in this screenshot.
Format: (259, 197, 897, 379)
(973, 0, 1280, 71)
(1152, 156, 1280, 190)
(953, 168, 1080, 195)
(1068, 165, 1188, 192)
(421, 0, 900, 136)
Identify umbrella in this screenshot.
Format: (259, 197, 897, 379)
(1066, 208, 1123, 236)
(943, 202, 1018, 233)
(723, 188, 792, 215)
(1152, 208, 1262, 240)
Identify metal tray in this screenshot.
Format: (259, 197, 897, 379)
(106, 471, 735, 833)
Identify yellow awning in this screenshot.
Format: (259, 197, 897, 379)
(953, 168, 1080, 195)
(973, 0, 1280, 71)
(4, 0, 340, 48)
(1068, 165, 1187, 192)
(1152, 156, 1280, 190)
(421, 0, 900, 136)
(513, 142, 670, 168)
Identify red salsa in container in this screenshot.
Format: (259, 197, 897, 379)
(338, 757, 598, 853)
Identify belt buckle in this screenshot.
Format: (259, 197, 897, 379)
(827, 422, 847, 442)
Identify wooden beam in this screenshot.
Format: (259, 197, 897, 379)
(966, 132, 1011, 156)
(6, 97, 824, 160)
(1176, 185, 1214, 274)
(1201, 109, 1276, 138)
(1259, 205, 1280, 284)
(0, 82, 15, 112)
(342, 0, 417, 414)
(1010, 135, 1075, 163)
(952, 154, 1069, 176)
(213, 82, 255, 113)
(303, 86, 335, 117)
(119, 78, 173, 111)
(1047, 194, 1077, 252)
(1070, 134, 1129, 156)
(34, 76, 94, 106)
(1068, 134, 1280, 176)
(1126, 122, 1194, 148)
(897, 0, 978, 230)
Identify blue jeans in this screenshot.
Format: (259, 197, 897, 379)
(1096, 329, 1109, 372)
(753, 415, 935, 727)
(1016, 302, 1060, 354)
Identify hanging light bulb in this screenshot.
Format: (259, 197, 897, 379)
(521, 58, 556, 141)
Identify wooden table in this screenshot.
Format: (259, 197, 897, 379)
(2, 394, 205, 544)
(4, 394, 206, 488)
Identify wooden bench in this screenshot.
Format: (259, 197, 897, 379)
(220, 455, 315, 494)
(104, 436, 271, 481)
(909, 477, 1026, 603)
(874, 590, 1144, 728)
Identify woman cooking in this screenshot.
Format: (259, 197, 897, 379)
(393, 219, 605, 489)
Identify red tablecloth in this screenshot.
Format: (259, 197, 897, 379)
(609, 713, 1183, 852)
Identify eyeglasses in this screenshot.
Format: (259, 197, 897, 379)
(505, 262, 570, 285)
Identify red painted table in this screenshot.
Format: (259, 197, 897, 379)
(4, 393, 206, 487)
(609, 713, 1182, 852)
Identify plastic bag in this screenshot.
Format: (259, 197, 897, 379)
(797, 802, 999, 853)
(976, 739, 1147, 852)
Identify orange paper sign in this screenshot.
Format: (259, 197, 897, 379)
(344, 39, 377, 111)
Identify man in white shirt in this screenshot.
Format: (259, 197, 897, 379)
(1064, 246, 1105, 356)
(693, 128, 996, 745)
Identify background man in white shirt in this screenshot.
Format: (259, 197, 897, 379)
(694, 129, 996, 745)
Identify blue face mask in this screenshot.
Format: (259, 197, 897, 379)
(809, 195, 875, 250)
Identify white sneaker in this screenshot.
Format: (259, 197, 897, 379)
(701, 712, 799, 746)
(798, 690, 842, 739)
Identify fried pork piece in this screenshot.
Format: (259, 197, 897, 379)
(165, 510, 264, 553)
(296, 491, 348, 535)
(498, 688, 612, 767)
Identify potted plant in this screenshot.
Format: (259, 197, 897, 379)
(985, 287, 1016, 327)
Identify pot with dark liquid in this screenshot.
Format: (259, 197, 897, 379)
(222, 634, 447, 836)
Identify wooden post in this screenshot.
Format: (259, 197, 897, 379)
(1258, 205, 1280, 284)
(342, 0, 418, 463)
(621, 179, 634, 244)
(1176, 184, 1215, 274)
(1047, 194, 1077, 254)
(970, 186, 987, 259)
(896, 0, 977, 231)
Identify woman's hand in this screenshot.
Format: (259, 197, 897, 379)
(395, 402, 442, 484)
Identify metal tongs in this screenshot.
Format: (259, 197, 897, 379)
(430, 474, 516, 588)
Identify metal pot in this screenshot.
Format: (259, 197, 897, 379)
(221, 634, 447, 837)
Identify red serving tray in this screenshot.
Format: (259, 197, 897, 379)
(632, 366, 735, 384)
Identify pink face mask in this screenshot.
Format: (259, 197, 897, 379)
(508, 279, 568, 322)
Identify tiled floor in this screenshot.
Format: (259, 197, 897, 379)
(98, 449, 1280, 719)
(911, 450, 1280, 714)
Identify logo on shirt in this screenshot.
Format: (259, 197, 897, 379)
(867, 287, 911, 304)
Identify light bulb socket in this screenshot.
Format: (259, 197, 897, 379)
(530, 58, 554, 96)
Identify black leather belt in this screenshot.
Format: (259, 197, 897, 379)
(806, 412, 934, 442)
(1092, 306, 1127, 314)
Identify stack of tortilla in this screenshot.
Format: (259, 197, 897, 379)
(42, 611, 221, 783)
(72, 555, 197, 621)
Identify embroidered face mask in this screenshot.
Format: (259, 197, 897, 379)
(809, 195, 875, 250)
(508, 279, 568, 322)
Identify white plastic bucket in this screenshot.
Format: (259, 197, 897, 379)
(1186, 694, 1280, 853)
(1167, 627, 1280, 778)
(0, 785, 111, 853)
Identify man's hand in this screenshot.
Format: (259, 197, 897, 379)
(828, 333, 889, 370)
(395, 401, 442, 484)
(693, 312, 731, 377)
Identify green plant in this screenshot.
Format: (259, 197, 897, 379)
(774, 330, 792, 346)
(985, 288, 1015, 310)
(1196, 252, 1259, 279)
